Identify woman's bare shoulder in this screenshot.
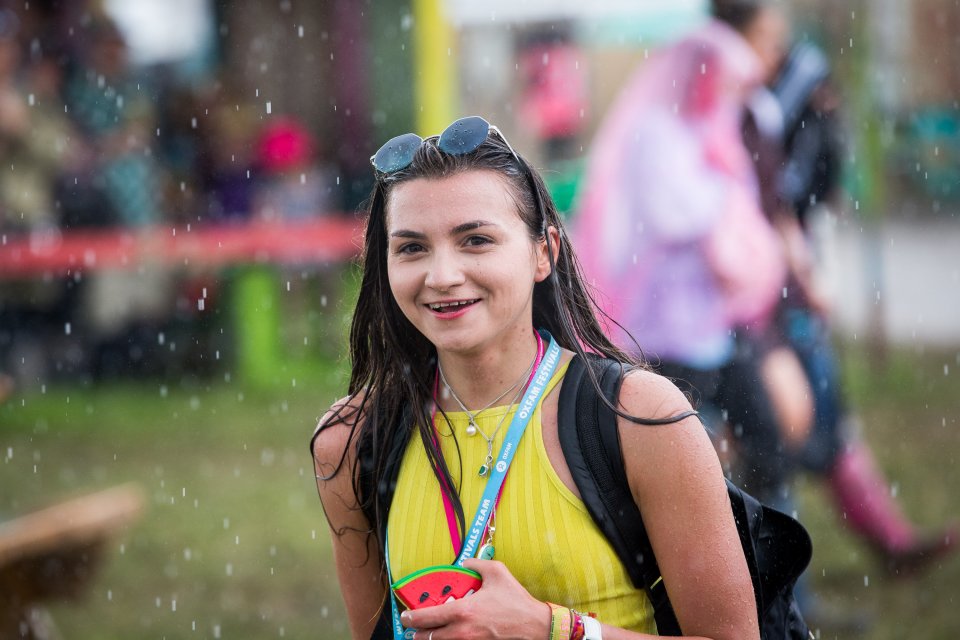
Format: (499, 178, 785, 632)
(615, 367, 716, 493)
(617, 366, 696, 423)
(311, 389, 368, 468)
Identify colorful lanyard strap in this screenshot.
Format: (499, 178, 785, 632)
(385, 330, 561, 639)
(438, 330, 545, 559)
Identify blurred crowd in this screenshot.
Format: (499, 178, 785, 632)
(574, 0, 955, 630)
(0, 6, 343, 388)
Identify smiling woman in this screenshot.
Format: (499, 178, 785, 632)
(386, 171, 553, 357)
(309, 116, 760, 640)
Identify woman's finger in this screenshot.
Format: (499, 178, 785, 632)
(401, 598, 462, 631)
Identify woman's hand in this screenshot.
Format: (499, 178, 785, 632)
(401, 559, 551, 640)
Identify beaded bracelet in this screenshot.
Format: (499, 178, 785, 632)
(570, 610, 585, 640)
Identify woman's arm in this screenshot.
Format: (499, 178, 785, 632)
(313, 399, 388, 639)
(617, 370, 761, 640)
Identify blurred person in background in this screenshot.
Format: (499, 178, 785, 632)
(253, 115, 343, 359)
(770, 40, 957, 577)
(718, 0, 818, 461)
(718, 0, 956, 578)
(196, 83, 260, 225)
(60, 15, 175, 378)
(62, 16, 166, 227)
(0, 11, 89, 385)
(574, 14, 799, 507)
(252, 115, 338, 222)
(516, 22, 587, 164)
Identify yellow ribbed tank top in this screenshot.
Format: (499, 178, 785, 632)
(387, 362, 655, 632)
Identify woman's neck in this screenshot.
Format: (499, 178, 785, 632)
(435, 330, 540, 412)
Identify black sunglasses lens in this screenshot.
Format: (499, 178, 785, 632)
(372, 132, 423, 173)
(438, 116, 490, 156)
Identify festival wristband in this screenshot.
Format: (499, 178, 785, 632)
(548, 603, 572, 640)
(581, 614, 602, 640)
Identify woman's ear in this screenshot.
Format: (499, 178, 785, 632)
(534, 225, 561, 283)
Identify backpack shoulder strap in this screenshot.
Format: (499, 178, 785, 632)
(557, 354, 682, 635)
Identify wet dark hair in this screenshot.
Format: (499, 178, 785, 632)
(314, 130, 640, 571)
(711, 0, 769, 33)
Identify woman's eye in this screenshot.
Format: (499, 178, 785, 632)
(395, 242, 424, 255)
(464, 235, 493, 248)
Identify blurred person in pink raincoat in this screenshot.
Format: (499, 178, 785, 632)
(574, 18, 794, 505)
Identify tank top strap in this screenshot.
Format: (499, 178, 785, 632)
(542, 358, 570, 398)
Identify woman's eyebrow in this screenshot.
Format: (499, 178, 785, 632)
(451, 220, 497, 234)
(389, 229, 426, 239)
(389, 220, 499, 239)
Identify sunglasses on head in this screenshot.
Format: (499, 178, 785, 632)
(370, 115, 521, 175)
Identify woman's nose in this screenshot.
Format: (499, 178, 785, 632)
(423, 251, 466, 291)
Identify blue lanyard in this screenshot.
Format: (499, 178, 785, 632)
(385, 331, 561, 639)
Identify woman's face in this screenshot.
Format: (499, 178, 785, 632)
(385, 170, 553, 356)
(742, 6, 789, 83)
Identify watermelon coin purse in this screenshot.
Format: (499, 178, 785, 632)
(391, 565, 482, 610)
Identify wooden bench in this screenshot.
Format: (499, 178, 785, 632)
(0, 484, 145, 639)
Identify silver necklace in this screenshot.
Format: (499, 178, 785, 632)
(437, 355, 533, 436)
(439, 353, 536, 476)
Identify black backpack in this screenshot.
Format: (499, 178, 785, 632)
(560, 354, 813, 639)
(361, 355, 813, 639)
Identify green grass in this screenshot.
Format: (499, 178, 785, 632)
(2, 344, 959, 638)
(796, 344, 960, 639)
(2, 365, 352, 639)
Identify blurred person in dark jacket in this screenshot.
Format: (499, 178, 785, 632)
(770, 41, 957, 577)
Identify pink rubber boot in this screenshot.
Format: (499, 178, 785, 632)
(828, 441, 957, 576)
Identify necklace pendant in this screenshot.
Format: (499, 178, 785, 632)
(478, 463, 489, 477)
(465, 422, 478, 436)
(478, 543, 495, 560)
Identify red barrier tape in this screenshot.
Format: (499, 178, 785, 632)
(0, 218, 364, 278)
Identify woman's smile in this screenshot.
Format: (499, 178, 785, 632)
(425, 298, 481, 317)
